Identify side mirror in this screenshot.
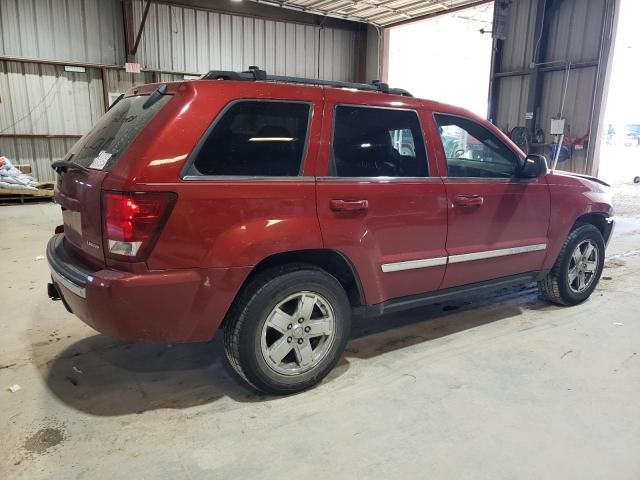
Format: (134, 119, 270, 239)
(519, 154, 548, 178)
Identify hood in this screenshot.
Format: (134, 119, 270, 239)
(551, 170, 610, 187)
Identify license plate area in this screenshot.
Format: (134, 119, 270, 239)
(62, 208, 83, 245)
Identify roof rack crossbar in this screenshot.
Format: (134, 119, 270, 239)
(201, 67, 413, 97)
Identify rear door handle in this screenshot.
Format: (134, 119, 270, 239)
(330, 199, 369, 212)
(453, 194, 484, 207)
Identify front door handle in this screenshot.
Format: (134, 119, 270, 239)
(453, 194, 484, 208)
(330, 199, 369, 212)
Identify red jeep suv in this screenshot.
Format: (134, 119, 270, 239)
(47, 68, 614, 394)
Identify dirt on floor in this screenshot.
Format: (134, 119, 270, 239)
(1, 186, 639, 480)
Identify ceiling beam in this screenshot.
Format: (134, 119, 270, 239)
(384, 0, 492, 28)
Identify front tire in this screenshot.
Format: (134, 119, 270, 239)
(224, 265, 351, 395)
(538, 224, 605, 305)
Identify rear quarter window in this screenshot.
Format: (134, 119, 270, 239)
(186, 100, 311, 177)
(66, 94, 171, 171)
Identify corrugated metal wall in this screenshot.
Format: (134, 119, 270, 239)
(0, 60, 104, 182)
(0, 0, 125, 65)
(493, 0, 613, 174)
(105, 69, 154, 94)
(0, 61, 104, 135)
(133, 0, 357, 81)
(0, 0, 361, 181)
(0, 137, 78, 183)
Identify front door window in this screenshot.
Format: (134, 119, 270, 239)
(434, 114, 520, 178)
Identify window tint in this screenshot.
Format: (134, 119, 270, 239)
(434, 114, 520, 178)
(192, 101, 310, 176)
(67, 94, 170, 171)
(331, 106, 428, 177)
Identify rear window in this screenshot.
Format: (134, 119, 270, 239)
(66, 94, 170, 171)
(189, 100, 310, 177)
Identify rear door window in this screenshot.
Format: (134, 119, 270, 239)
(330, 106, 428, 177)
(189, 100, 311, 177)
(67, 95, 170, 171)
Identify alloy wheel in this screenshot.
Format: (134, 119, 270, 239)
(260, 291, 336, 376)
(568, 239, 599, 293)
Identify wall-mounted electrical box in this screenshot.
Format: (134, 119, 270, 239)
(550, 117, 566, 136)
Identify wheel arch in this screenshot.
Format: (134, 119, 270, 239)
(237, 249, 366, 308)
(573, 212, 614, 245)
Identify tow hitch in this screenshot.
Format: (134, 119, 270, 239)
(48, 282, 61, 301)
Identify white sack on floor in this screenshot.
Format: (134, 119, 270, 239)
(0, 156, 38, 190)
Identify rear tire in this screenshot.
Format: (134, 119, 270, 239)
(634, 176, 640, 184)
(538, 224, 605, 305)
(224, 265, 351, 395)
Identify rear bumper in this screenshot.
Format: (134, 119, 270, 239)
(46, 234, 250, 342)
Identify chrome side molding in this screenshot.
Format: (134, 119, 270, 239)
(381, 243, 547, 272)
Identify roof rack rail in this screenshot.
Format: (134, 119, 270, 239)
(201, 66, 413, 97)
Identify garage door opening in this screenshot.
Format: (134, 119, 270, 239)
(598, 0, 640, 185)
(385, 2, 494, 117)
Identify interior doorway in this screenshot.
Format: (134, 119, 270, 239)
(598, 0, 640, 185)
(385, 3, 494, 118)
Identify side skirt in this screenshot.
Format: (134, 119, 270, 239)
(355, 270, 549, 317)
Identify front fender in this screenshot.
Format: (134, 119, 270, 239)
(543, 173, 613, 269)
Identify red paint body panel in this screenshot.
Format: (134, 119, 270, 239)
(57, 265, 250, 342)
(315, 89, 448, 304)
(542, 171, 613, 269)
(438, 178, 550, 288)
(48, 80, 614, 342)
(54, 169, 108, 268)
(316, 178, 448, 304)
(148, 180, 323, 269)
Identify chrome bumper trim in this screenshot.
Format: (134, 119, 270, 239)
(50, 265, 87, 298)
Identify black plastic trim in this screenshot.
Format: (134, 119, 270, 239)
(201, 68, 413, 97)
(46, 234, 93, 290)
(355, 271, 547, 317)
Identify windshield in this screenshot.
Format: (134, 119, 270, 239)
(65, 95, 170, 171)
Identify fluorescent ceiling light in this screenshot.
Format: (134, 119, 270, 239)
(248, 137, 294, 142)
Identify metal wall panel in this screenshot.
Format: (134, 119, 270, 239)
(106, 69, 154, 93)
(0, 137, 77, 182)
(538, 67, 597, 173)
(0, 60, 103, 182)
(495, 74, 530, 133)
(0, 61, 104, 135)
(500, 0, 538, 72)
(497, 0, 604, 72)
(545, 0, 605, 64)
(0, 0, 125, 65)
(157, 72, 187, 82)
(133, 0, 357, 81)
(492, 0, 611, 174)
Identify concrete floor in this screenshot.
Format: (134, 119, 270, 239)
(1, 186, 640, 479)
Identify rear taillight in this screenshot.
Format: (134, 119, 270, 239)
(102, 191, 176, 260)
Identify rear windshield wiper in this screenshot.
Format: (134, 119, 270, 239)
(51, 159, 88, 174)
(107, 93, 124, 111)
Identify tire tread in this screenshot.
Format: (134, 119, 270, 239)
(538, 223, 602, 305)
(223, 263, 330, 393)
